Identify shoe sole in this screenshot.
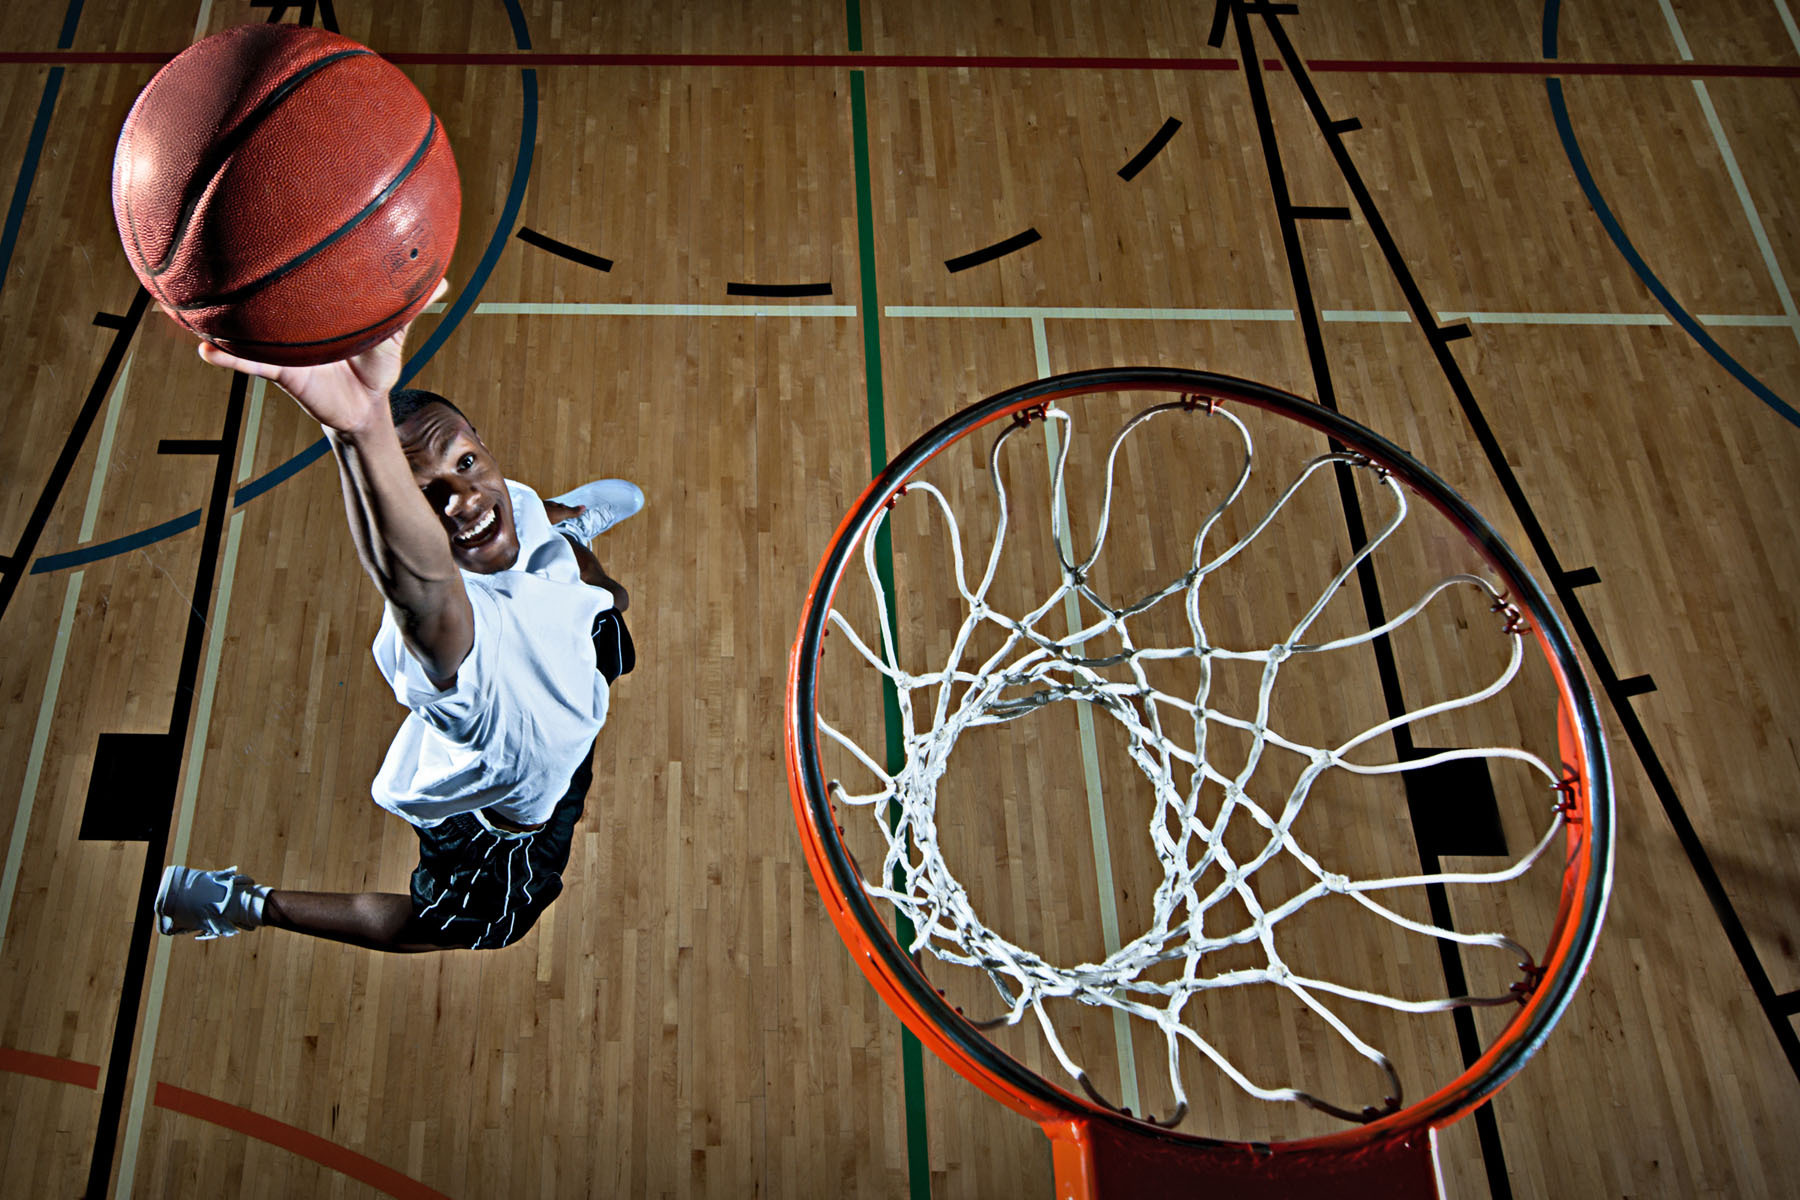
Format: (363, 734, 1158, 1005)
(154, 863, 183, 935)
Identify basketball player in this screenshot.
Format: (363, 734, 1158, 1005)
(153, 281, 639, 952)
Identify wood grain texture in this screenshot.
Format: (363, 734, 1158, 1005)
(0, 2, 1795, 1197)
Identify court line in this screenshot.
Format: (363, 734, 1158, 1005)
(1777, 0, 1800, 57)
(26, 298, 1792, 579)
(86, 371, 246, 1198)
(156, 1084, 452, 1200)
(471, 302, 856, 316)
(0, 1048, 448, 1200)
(1030, 317, 1141, 1117)
(1656, 2, 1800, 354)
(1542, 4, 1798, 428)
(115, 377, 265, 1200)
(1238, 7, 1518, 1189)
(850, 65, 933, 1200)
(5, 49, 1799, 78)
(885, 303, 1794, 327)
(1689, 86, 1800, 350)
(0, 1046, 100, 1090)
(0, 346, 134, 961)
(0, 0, 83, 303)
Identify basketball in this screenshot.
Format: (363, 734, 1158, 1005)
(111, 24, 459, 366)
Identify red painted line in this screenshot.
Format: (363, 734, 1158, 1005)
(154, 1083, 451, 1200)
(0, 49, 1792, 77)
(0, 1046, 101, 1089)
(0, 51, 170, 63)
(1311, 57, 1800, 78)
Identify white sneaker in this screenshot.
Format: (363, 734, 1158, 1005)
(155, 865, 265, 939)
(549, 480, 644, 543)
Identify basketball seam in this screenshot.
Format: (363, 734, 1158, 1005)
(203, 253, 445, 350)
(137, 46, 372, 279)
(171, 113, 440, 313)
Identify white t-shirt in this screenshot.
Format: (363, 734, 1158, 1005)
(370, 480, 613, 829)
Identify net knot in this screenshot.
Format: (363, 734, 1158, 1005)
(1551, 771, 1582, 823)
(1491, 593, 1530, 636)
(1510, 962, 1547, 1004)
(1322, 871, 1350, 893)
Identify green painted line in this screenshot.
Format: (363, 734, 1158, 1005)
(846, 0, 863, 53)
(852, 66, 932, 1200)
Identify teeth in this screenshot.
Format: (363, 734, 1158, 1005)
(456, 508, 496, 543)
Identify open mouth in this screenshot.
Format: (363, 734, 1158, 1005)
(453, 506, 499, 548)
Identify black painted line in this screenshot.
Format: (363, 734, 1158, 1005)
(516, 225, 614, 272)
(1230, 4, 1515, 1192)
(0, 555, 12, 572)
(1289, 204, 1352, 221)
(1255, 1, 1800, 1087)
(91, 311, 126, 329)
(1435, 321, 1473, 342)
(1615, 675, 1657, 697)
(1561, 566, 1602, 589)
(1778, 990, 1800, 1017)
(1118, 117, 1182, 181)
(0, 288, 148, 625)
(87, 371, 247, 1198)
(944, 227, 1040, 273)
(726, 280, 834, 298)
(80, 733, 180, 841)
(1328, 116, 1363, 134)
(1245, 1, 1300, 13)
(157, 438, 224, 456)
(1205, 0, 1232, 48)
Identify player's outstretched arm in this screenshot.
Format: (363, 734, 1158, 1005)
(198, 281, 473, 687)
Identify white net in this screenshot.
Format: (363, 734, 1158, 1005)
(816, 398, 1572, 1127)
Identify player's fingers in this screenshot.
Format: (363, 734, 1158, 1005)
(392, 276, 453, 348)
(198, 342, 286, 382)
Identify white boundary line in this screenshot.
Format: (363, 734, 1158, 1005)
(1689, 86, 1800, 351)
(1655, 0, 1696, 60)
(892, 305, 1294, 321)
(1775, 0, 1800, 57)
(116, 376, 267, 1200)
(1030, 317, 1141, 1116)
(417, 299, 1794, 329)
(1657, 0, 1800, 352)
(0, 350, 134, 958)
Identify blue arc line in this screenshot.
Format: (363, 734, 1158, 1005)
(1541, 0, 1796, 430)
(1545, 81, 1798, 429)
(32, 9, 539, 576)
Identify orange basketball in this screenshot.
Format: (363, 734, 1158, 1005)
(111, 24, 459, 366)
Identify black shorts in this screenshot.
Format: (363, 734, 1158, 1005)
(406, 608, 633, 950)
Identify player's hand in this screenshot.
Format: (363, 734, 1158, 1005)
(196, 277, 451, 435)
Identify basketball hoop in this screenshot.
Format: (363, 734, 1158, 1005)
(786, 368, 1612, 1197)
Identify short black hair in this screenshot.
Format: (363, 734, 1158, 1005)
(388, 387, 470, 428)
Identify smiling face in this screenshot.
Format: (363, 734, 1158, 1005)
(396, 401, 519, 575)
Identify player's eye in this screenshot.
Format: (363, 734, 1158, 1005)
(458, 453, 475, 471)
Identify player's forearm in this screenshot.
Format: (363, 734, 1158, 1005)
(325, 422, 462, 613)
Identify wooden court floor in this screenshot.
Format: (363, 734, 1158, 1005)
(1, 1, 1797, 1196)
